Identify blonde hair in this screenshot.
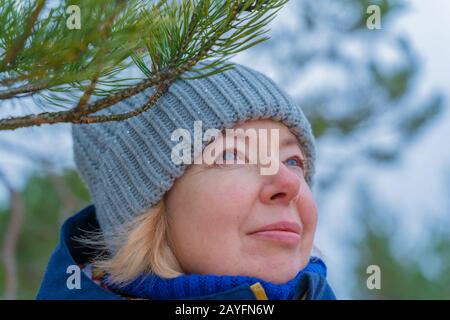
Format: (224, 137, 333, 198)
(76, 199, 183, 285)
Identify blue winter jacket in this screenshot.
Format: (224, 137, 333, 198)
(36, 204, 336, 300)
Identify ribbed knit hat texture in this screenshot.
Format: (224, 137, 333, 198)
(72, 60, 316, 252)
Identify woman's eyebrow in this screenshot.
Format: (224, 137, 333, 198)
(220, 129, 301, 151)
(280, 137, 300, 149)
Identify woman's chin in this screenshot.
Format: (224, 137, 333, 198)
(238, 264, 303, 284)
(263, 269, 301, 283)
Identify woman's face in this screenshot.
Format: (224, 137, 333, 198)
(165, 119, 318, 283)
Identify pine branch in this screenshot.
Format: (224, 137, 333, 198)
(0, 0, 46, 72)
(0, 0, 288, 131)
(0, 82, 48, 99)
(73, 1, 126, 114)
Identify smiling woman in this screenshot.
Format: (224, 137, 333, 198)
(165, 119, 317, 285)
(36, 60, 336, 300)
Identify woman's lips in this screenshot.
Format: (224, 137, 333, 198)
(250, 230, 301, 246)
(248, 220, 301, 246)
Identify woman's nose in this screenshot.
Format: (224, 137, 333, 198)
(259, 161, 301, 205)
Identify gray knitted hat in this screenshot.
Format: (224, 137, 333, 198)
(72, 60, 316, 252)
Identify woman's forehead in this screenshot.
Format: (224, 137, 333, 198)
(227, 120, 301, 146)
(233, 119, 290, 130)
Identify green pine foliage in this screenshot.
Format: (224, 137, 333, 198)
(0, 0, 288, 130)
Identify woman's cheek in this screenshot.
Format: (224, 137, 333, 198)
(297, 186, 318, 234)
(197, 172, 257, 229)
(206, 169, 256, 201)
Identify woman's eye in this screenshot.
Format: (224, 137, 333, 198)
(222, 149, 238, 163)
(284, 157, 304, 169)
(215, 149, 239, 165)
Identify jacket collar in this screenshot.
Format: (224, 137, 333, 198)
(37, 204, 121, 300)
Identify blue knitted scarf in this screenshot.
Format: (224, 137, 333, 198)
(105, 257, 327, 300)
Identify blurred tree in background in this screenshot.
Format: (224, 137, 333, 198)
(351, 181, 450, 299)
(0, 0, 448, 299)
(0, 168, 90, 299)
